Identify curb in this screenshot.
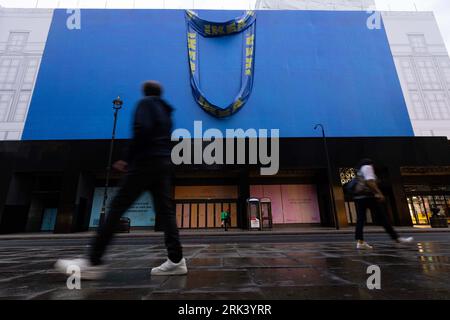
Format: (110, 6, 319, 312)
(0, 227, 449, 241)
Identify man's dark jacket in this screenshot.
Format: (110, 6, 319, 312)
(127, 96, 174, 162)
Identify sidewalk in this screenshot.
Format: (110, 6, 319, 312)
(2, 232, 450, 299)
(0, 226, 448, 240)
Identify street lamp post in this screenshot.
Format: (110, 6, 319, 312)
(99, 96, 123, 227)
(314, 124, 339, 230)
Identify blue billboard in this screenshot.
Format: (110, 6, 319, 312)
(22, 9, 414, 139)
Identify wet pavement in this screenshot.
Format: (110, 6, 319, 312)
(1, 235, 450, 300)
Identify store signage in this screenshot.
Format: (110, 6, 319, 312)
(250, 217, 260, 229)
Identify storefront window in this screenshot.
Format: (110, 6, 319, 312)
(405, 184, 450, 225)
(250, 184, 321, 224)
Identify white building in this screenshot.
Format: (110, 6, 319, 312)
(0, 8, 53, 140)
(255, 0, 375, 10)
(382, 11, 450, 138)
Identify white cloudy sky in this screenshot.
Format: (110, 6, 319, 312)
(0, 0, 449, 50)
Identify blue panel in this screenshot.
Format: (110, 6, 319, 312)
(41, 208, 57, 231)
(23, 9, 413, 139)
(89, 188, 155, 227)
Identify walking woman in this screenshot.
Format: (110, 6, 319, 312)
(353, 159, 413, 249)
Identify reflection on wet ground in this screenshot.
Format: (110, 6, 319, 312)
(1, 240, 450, 299)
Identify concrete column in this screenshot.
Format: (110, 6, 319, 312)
(331, 169, 349, 228)
(238, 170, 250, 229)
(388, 166, 413, 226)
(55, 172, 80, 233)
(316, 181, 334, 227)
(0, 172, 33, 233)
(73, 172, 96, 232)
(0, 171, 13, 231)
(25, 196, 44, 232)
(1, 173, 33, 233)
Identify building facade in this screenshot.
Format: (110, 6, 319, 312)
(0, 4, 449, 234)
(256, 0, 375, 10)
(0, 9, 53, 140)
(382, 11, 450, 138)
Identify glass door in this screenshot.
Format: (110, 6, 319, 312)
(407, 196, 430, 225)
(446, 196, 450, 221)
(407, 197, 419, 225)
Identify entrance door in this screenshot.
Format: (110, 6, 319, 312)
(407, 196, 432, 225)
(175, 200, 238, 229)
(174, 185, 239, 229)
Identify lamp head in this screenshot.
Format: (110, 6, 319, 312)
(113, 96, 123, 110)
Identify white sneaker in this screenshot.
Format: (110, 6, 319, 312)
(151, 258, 188, 276)
(356, 241, 373, 250)
(54, 258, 106, 280)
(397, 237, 414, 243)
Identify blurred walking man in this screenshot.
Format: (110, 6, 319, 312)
(55, 81, 186, 279)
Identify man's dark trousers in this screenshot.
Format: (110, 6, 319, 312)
(89, 158, 183, 265)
